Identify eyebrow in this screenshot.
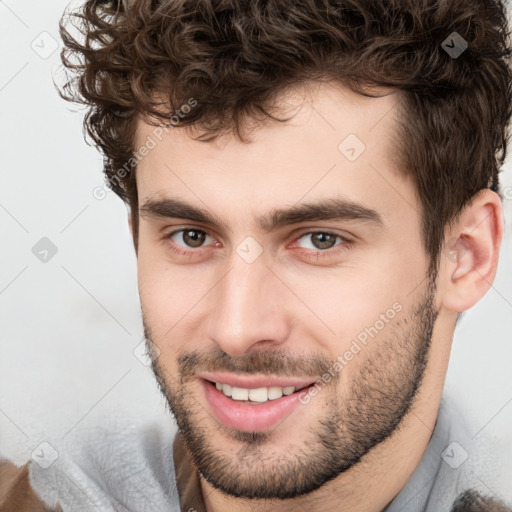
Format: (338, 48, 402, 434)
(139, 196, 383, 232)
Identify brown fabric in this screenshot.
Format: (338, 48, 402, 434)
(0, 459, 61, 512)
(172, 432, 207, 512)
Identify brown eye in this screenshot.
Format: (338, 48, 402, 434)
(181, 229, 206, 247)
(298, 232, 341, 250)
(311, 233, 337, 249)
(167, 229, 210, 249)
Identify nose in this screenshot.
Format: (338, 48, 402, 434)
(207, 249, 291, 357)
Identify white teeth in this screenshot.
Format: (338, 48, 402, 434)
(214, 382, 303, 403)
(248, 387, 268, 402)
(268, 386, 283, 400)
(231, 386, 249, 400)
(221, 383, 232, 397)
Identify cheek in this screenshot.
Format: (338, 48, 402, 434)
(137, 244, 213, 350)
(138, 268, 192, 336)
(137, 241, 181, 336)
(291, 253, 415, 352)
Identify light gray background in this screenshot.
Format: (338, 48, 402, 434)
(1, 0, 511, 483)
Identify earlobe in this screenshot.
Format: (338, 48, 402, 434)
(441, 189, 503, 313)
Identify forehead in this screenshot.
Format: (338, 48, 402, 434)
(137, 81, 402, 159)
(134, 82, 417, 232)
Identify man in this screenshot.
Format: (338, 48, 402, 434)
(1, 0, 511, 510)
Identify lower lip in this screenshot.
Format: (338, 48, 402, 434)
(200, 379, 311, 432)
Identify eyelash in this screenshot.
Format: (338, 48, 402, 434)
(161, 228, 353, 260)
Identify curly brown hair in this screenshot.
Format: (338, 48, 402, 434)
(58, 0, 512, 273)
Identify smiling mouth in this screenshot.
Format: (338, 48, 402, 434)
(200, 377, 316, 432)
(205, 379, 312, 404)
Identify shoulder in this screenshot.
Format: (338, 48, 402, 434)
(387, 394, 512, 511)
(424, 394, 512, 509)
(443, 394, 512, 506)
(25, 418, 181, 512)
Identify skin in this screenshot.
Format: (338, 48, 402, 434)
(131, 82, 503, 512)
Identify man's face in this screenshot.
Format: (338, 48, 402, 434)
(135, 83, 440, 499)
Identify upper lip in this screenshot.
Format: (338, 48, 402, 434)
(197, 371, 317, 390)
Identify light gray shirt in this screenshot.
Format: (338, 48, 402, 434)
(28, 393, 512, 511)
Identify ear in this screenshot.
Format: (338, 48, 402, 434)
(439, 189, 503, 313)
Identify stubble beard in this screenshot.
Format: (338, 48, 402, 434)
(146, 278, 438, 499)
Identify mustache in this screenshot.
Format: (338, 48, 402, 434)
(177, 346, 335, 382)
